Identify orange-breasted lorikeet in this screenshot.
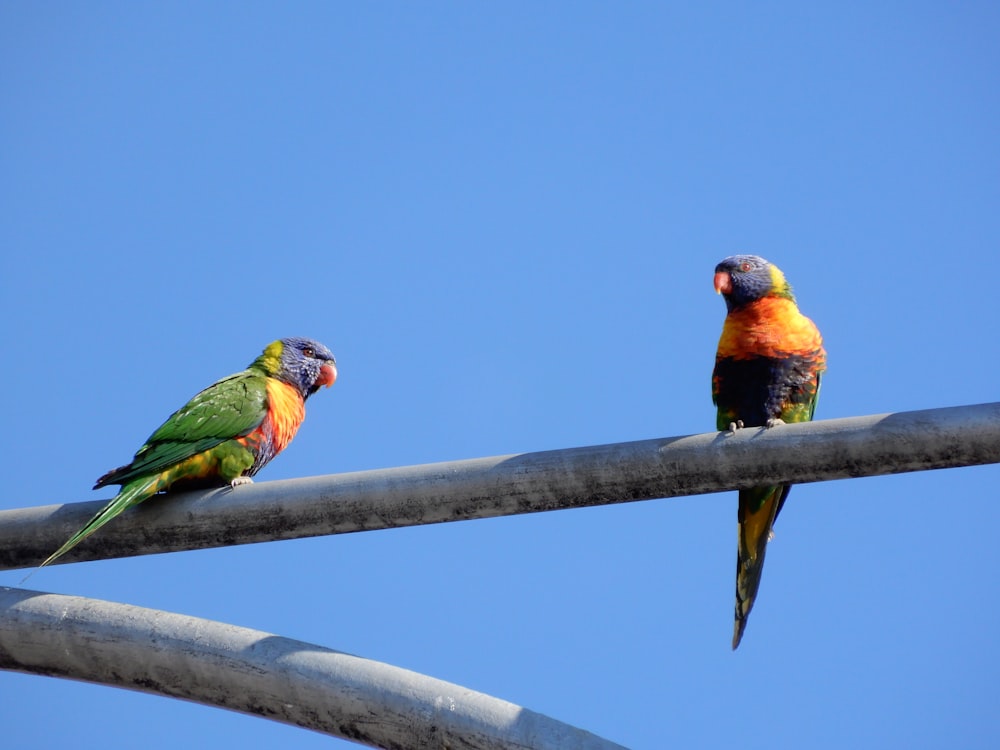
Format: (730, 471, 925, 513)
(712, 255, 826, 649)
(39, 337, 337, 568)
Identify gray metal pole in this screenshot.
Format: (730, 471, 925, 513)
(1, 402, 998, 571)
(0, 586, 628, 750)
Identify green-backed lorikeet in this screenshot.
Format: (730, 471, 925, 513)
(39, 337, 337, 569)
(712, 255, 826, 649)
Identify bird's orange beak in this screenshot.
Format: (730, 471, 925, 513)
(714, 271, 732, 295)
(318, 363, 337, 388)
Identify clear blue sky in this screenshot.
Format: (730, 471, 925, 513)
(2, 3, 998, 748)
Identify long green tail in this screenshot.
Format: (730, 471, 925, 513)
(37, 475, 163, 569)
(732, 483, 791, 649)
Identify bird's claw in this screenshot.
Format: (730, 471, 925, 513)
(230, 476, 254, 488)
(765, 418, 786, 428)
(727, 419, 745, 434)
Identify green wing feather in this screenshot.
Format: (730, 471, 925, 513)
(95, 371, 269, 488)
(778, 370, 821, 425)
(28, 371, 269, 574)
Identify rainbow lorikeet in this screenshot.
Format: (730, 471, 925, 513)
(39, 337, 337, 569)
(712, 256, 826, 649)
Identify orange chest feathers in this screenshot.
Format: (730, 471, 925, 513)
(717, 297, 825, 360)
(262, 378, 306, 455)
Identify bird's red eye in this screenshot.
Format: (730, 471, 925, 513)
(303, 347, 315, 357)
(740, 261, 753, 272)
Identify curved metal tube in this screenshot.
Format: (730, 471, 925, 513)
(0, 587, 628, 749)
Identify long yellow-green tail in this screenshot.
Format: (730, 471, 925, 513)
(733, 483, 791, 649)
(37, 475, 163, 570)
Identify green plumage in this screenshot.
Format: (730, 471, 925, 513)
(38, 371, 268, 570)
(94, 372, 268, 489)
(34, 337, 337, 572)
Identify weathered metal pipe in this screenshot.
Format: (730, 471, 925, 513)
(1, 402, 998, 571)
